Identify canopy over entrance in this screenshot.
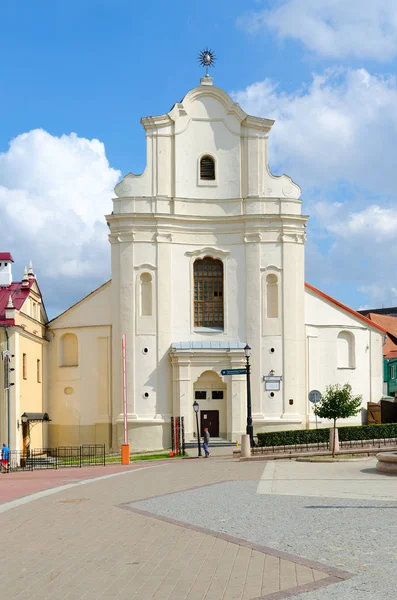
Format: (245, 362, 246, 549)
(21, 412, 51, 423)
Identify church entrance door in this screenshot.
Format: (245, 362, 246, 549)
(193, 370, 226, 438)
(200, 410, 219, 437)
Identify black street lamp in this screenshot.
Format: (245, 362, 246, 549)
(193, 400, 202, 457)
(244, 344, 255, 447)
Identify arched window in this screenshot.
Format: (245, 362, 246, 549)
(337, 331, 355, 368)
(266, 274, 278, 318)
(194, 257, 223, 328)
(60, 333, 78, 367)
(140, 273, 152, 316)
(200, 155, 215, 181)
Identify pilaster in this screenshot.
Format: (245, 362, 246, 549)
(281, 232, 306, 418)
(156, 237, 173, 418)
(118, 234, 135, 416)
(171, 355, 193, 436)
(227, 354, 246, 439)
(245, 233, 262, 417)
(9, 331, 20, 450)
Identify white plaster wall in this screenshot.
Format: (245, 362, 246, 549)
(46, 325, 112, 444)
(305, 288, 384, 427)
(175, 114, 241, 200)
(49, 282, 112, 328)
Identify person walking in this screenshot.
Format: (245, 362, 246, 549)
(1, 443, 10, 473)
(203, 427, 211, 458)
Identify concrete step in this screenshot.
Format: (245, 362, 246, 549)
(185, 439, 236, 448)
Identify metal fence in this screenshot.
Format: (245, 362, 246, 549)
(250, 436, 397, 456)
(5, 445, 106, 472)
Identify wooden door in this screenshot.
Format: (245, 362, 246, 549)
(200, 410, 219, 437)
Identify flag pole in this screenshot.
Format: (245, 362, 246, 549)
(121, 334, 130, 464)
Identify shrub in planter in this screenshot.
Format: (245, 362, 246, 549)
(257, 422, 397, 447)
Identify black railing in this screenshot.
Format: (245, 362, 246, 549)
(249, 436, 397, 456)
(5, 445, 106, 472)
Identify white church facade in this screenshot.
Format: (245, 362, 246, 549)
(42, 75, 386, 451)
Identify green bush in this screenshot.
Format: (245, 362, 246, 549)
(257, 422, 397, 447)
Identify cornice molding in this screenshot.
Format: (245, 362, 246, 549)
(155, 232, 173, 243)
(244, 233, 262, 243)
(280, 232, 306, 244)
(185, 247, 230, 258)
(260, 264, 283, 272)
(133, 263, 157, 271)
(117, 233, 135, 243)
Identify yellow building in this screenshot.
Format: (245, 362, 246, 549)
(46, 281, 112, 449)
(0, 254, 48, 452)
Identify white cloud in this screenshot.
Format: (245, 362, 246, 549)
(328, 205, 397, 241)
(233, 68, 397, 308)
(239, 0, 397, 61)
(314, 203, 397, 300)
(232, 68, 397, 195)
(0, 129, 121, 317)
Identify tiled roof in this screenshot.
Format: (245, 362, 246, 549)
(0, 252, 14, 262)
(0, 280, 33, 324)
(364, 313, 397, 358)
(305, 283, 388, 334)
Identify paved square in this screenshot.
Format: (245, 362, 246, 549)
(1, 456, 396, 599)
(256, 459, 397, 501)
(0, 457, 350, 600)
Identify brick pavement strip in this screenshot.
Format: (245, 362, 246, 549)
(0, 458, 352, 600)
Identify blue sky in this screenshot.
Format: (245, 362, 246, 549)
(1, 0, 397, 317)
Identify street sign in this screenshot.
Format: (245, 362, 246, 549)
(220, 369, 247, 376)
(308, 389, 321, 404)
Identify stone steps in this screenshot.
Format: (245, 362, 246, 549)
(185, 438, 236, 448)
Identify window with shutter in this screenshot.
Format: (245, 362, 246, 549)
(200, 155, 215, 180)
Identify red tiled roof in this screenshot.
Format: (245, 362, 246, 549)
(0, 252, 14, 262)
(0, 280, 33, 324)
(305, 282, 388, 334)
(364, 313, 397, 358)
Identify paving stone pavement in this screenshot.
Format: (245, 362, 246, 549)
(132, 458, 397, 600)
(0, 457, 350, 600)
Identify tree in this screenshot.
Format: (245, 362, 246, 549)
(313, 384, 362, 456)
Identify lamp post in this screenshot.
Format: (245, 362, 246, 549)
(193, 401, 202, 457)
(244, 344, 254, 447)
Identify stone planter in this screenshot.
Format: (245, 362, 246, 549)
(376, 452, 397, 474)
